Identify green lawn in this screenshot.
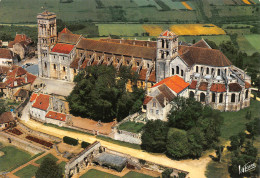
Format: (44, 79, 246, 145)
(58, 161, 67, 174)
(118, 121, 145, 133)
(80, 169, 155, 178)
(0, 146, 32, 172)
(35, 153, 58, 164)
(244, 34, 260, 53)
(14, 164, 38, 178)
(237, 35, 258, 55)
(220, 100, 260, 140)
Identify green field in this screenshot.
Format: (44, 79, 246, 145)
(80, 169, 155, 178)
(244, 34, 260, 53)
(118, 121, 145, 133)
(35, 153, 58, 164)
(97, 24, 145, 36)
(0, 146, 32, 172)
(58, 161, 67, 174)
(179, 35, 231, 46)
(237, 35, 259, 55)
(14, 164, 38, 178)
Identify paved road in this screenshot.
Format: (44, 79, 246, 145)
(20, 119, 210, 178)
(41, 77, 75, 96)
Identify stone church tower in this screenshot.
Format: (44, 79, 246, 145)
(156, 30, 178, 82)
(37, 11, 57, 77)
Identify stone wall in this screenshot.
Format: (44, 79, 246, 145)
(0, 132, 45, 154)
(113, 130, 142, 145)
(17, 122, 61, 142)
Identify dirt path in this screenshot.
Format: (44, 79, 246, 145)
(21, 119, 212, 178)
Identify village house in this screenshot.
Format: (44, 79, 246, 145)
(0, 112, 15, 130)
(143, 75, 189, 121)
(36, 11, 251, 117)
(0, 66, 42, 100)
(29, 93, 68, 126)
(0, 48, 17, 66)
(8, 34, 33, 60)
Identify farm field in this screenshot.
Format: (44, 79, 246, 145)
(0, 145, 32, 172)
(244, 34, 260, 53)
(170, 24, 226, 36)
(237, 35, 259, 55)
(178, 35, 231, 45)
(14, 164, 38, 178)
(97, 24, 145, 36)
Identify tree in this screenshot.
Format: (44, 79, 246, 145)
(67, 65, 144, 122)
(35, 157, 63, 178)
(205, 39, 218, 49)
(162, 168, 173, 178)
(141, 120, 168, 153)
(166, 128, 190, 159)
(187, 127, 205, 158)
(215, 145, 224, 162)
(246, 118, 260, 138)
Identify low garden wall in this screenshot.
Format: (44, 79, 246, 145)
(113, 130, 142, 145)
(0, 132, 45, 154)
(17, 122, 61, 142)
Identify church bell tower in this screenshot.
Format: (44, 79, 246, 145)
(156, 30, 178, 82)
(37, 11, 57, 77)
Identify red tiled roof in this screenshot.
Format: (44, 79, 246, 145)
(5, 77, 26, 88)
(32, 94, 50, 111)
(0, 48, 13, 59)
(153, 75, 189, 94)
(229, 83, 242, 92)
(160, 30, 176, 37)
(7, 66, 27, 77)
(198, 82, 208, 91)
(26, 73, 37, 84)
(210, 83, 226, 92)
(245, 82, 251, 89)
(178, 45, 232, 67)
(148, 70, 156, 83)
(30, 93, 38, 102)
(46, 111, 66, 122)
(143, 96, 153, 105)
(51, 43, 74, 54)
(14, 88, 28, 98)
(60, 28, 72, 34)
(193, 39, 211, 49)
(8, 34, 32, 48)
(138, 69, 147, 81)
(189, 80, 197, 89)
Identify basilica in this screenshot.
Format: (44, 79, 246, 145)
(37, 11, 251, 121)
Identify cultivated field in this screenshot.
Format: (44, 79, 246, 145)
(97, 24, 145, 36)
(170, 24, 226, 36)
(237, 35, 260, 55)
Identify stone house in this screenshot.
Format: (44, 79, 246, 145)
(0, 66, 42, 100)
(0, 48, 17, 66)
(144, 75, 189, 121)
(0, 112, 15, 130)
(29, 92, 67, 126)
(8, 34, 33, 60)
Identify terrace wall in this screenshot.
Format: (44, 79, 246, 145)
(0, 132, 45, 154)
(17, 122, 61, 142)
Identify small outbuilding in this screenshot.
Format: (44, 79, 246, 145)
(0, 112, 15, 130)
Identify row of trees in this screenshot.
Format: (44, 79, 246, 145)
(67, 65, 145, 122)
(141, 97, 223, 159)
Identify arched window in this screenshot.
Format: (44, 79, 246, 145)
(161, 51, 164, 59)
(218, 69, 220, 76)
(211, 68, 214, 74)
(162, 40, 164, 48)
(176, 66, 179, 74)
(225, 69, 227, 74)
(206, 68, 209, 74)
(219, 93, 223, 103)
(212, 93, 215, 103)
(201, 67, 203, 73)
(172, 68, 174, 75)
(181, 70, 184, 76)
(153, 102, 156, 107)
(136, 62, 139, 66)
(147, 63, 150, 68)
(245, 90, 248, 99)
(231, 93, 236, 103)
(196, 66, 198, 73)
(189, 91, 194, 98)
(74, 69, 76, 73)
(117, 58, 120, 63)
(166, 40, 169, 48)
(166, 51, 169, 56)
(200, 93, 205, 102)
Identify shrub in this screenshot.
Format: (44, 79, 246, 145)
(63, 136, 78, 146)
(81, 141, 90, 148)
